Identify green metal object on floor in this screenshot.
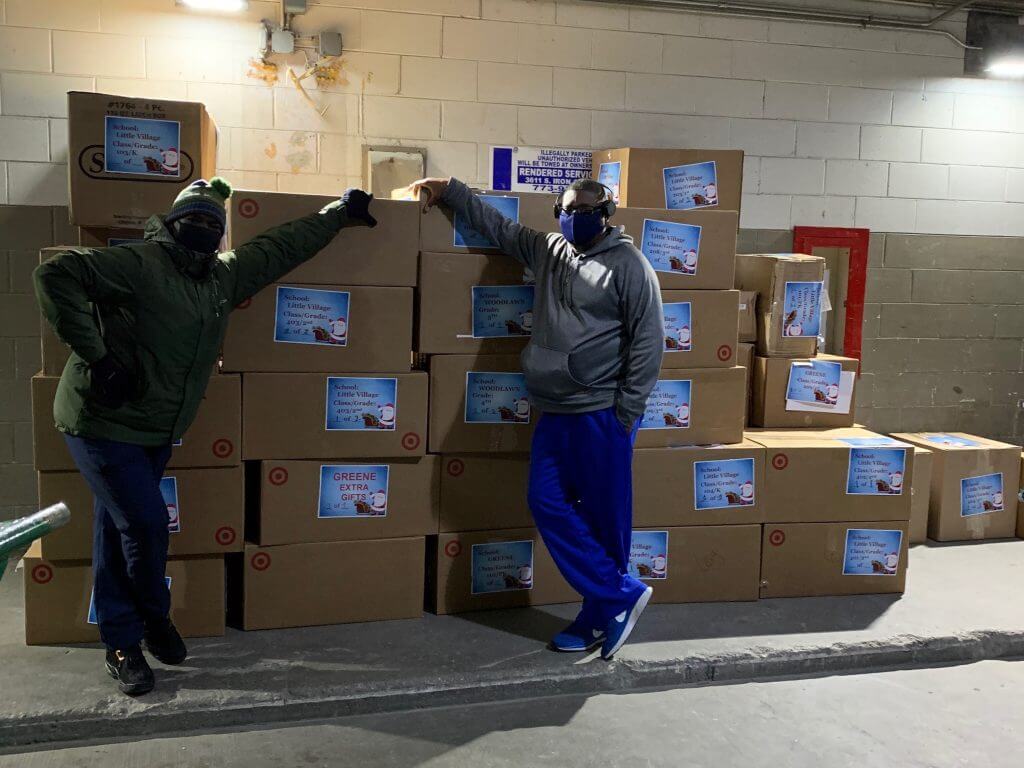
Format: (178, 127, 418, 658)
(0, 503, 70, 583)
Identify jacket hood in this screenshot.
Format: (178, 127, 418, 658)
(144, 214, 180, 246)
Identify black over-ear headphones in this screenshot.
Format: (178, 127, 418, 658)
(553, 182, 617, 220)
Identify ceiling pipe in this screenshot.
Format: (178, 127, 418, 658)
(582, 0, 984, 48)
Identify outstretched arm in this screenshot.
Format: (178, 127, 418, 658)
(411, 177, 550, 271)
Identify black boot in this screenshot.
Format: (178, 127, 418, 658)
(105, 646, 155, 696)
(144, 620, 188, 665)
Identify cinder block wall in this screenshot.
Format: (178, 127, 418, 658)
(2, 0, 1024, 519)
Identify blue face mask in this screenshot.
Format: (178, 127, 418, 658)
(559, 210, 605, 248)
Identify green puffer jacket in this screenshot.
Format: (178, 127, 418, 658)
(34, 203, 357, 446)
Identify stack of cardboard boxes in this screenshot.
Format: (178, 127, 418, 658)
(225, 191, 431, 630)
(26, 93, 231, 644)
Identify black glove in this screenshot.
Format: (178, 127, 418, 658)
(341, 188, 378, 228)
(89, 354, 137, 409)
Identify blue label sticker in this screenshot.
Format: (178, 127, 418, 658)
(597, 161, 622, 203)
(782, 281, 823, 339)
(318, 464, 389, 518)
(663, 161, 718, 210)
(837, 437, 905, 448)
(471, 540, 534, 595)
(842, 529, 903, 576)
(640, 379, 692, 430)
(921, 433, 981, 448)
(454, 195, 521, 248)
(172, 438, 183, 447)
(663, 302, 692, 353)
(786, 359, 842, 406)
(273, 286, 350, 347)
(628, 530, 669, 580)
(846, 448, 907, 496)
(960, 473, 1004, 517)
(694, 458, 756, 510)
(160, 476, 180, 534)
(471, 285, 535, 339)
(465, 372, 531, 424)
(325, 377, 398, 431)
(90, 576, 172, 625)
(639, 219, 702, 275)
(103, 116, 181, 177)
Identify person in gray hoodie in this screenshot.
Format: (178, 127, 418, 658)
(412, 176, 663, 659)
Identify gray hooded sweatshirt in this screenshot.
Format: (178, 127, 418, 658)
(443, 178, 664, 430)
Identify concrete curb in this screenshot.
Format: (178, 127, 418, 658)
(3, 628, 1023, 751)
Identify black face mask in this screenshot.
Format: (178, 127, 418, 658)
(172, 220, 223, 255)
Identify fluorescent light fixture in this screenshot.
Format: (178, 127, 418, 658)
(985, 56, 1024, 78)
(178, 0, 248, 11)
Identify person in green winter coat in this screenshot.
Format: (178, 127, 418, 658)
(34, 178, 378, 696)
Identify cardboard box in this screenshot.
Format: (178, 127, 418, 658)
(77, 228, 145, 247)
(32, 374, 241, 471)
(734, 254, 826, 357)
(241, 372, 428, 460)
(68, 92, 217, 228)
(890, 433, 1020, 542)
(251, 457, 439, 545)
(751, 354, 858, 429)
(37, 467, 244, 560)
(23, 551, 225, 645)
(660, 290, 739, 369)
(221, 283, 412, 373)
(909, 447, 933, 545)
(612, 207, 738, 290)
(418, 253, 533, 355)
(738, 342, 754, 426)
(760, 521, 909, 598)
(738, 290, 757, 343)
(591, 148, 744, 212)
(428, 528, 576, 614)
(639, 525, 761, 604)
(428, 355, 535, 454)
(439, 455, 532, 533)
(228, 191, 419, 287)
(231, 538, 424, 630)
(420, 188, 557, 255)
(633, 441, 765, 527)
(635, 367, 745, 448)
(1018, 452, 1024, 540)
(749, 432, 914, 524)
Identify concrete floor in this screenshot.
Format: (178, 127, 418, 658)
(2, 539, 1023, 749)
(3, 660, 1021, 767)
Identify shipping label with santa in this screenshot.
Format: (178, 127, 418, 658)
(842, 529, 903, 576)
(471, 540, 535, 595)
(694, 458, 756, 510)
(274, 286, 351, 347)
(464, 372, 531, 424)
(844, 447, 907, 496)
(454, 195, 521, 249)
(662, 301, 693, 353)
(471, 285, 535, 338)
(160, 476, 180, 534)
(628, 530, 669, 580)
(786, 359, 842, 409)
(663, 161, 718, 210)
(639, 219, 702, 275)
(960, 473, 1005, 517)
(640, 379, 692, 430)
(317, 464, 389, 518)
(782, 281, 823, 339)
(597, 161, 621, 203)
(103, 115, 180, 177)
(325, 377, 397, 431)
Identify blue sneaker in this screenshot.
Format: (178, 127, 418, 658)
(600, 585, 653, 660)
(551, 616, 606, 652)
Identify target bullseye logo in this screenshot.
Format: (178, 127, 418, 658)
(251, 552, 271, 571)
(31, 564, 53, 584)
(717, 344, 733, 362)
(768, 529, 786, 547)
(402, 432, 421, 451)
(235, 298, 252, 309)
(772, 453, 789, 470)
(216, 527, 236, 546)
(212, 439, 234, 459)
(268, 466, 289, 486)
(447, 459, 465, 477)
(444, 540, 462, 558)
(238, 198, 260, 219)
